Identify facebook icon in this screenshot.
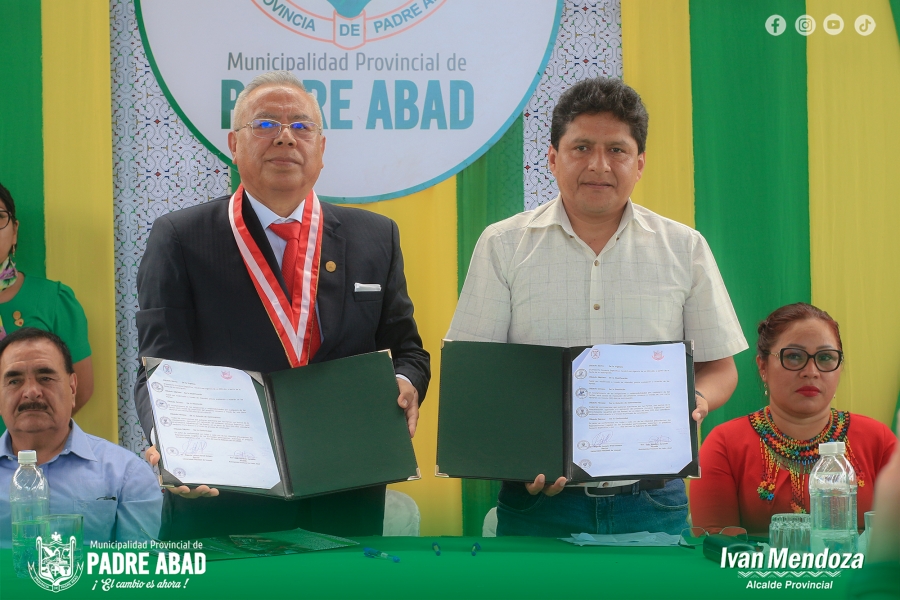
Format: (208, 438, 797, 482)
(766, 14, 786, 36)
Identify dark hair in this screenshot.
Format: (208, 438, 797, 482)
(0, 182, 15, 220)
(550, 78, 649, 153)
(0, 328, 74, 374)
(757, 303, 843, 360)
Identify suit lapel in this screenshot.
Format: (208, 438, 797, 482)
(241, 191, 289, 297)
(313, 203, 345, 361)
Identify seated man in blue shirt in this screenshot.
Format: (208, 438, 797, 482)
(0, 328, 162, 544)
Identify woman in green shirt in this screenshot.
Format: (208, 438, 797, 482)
(0, 182, 92, 413)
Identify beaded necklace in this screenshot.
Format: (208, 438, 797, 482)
(749, 406, 863, 513)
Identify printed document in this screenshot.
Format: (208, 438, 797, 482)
(148, 360, 281, 489)
(571, 343, 692, 477)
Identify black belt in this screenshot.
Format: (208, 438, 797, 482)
(571, 479, 668, 497)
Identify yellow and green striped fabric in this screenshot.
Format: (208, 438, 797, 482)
(0, 1, 116, 442)
(623, 0, 900, 433)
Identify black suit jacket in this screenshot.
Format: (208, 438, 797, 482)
(134, 193, 429, 539)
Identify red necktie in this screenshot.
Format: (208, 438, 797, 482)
(268, 221, 321, 359)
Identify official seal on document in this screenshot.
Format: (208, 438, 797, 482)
(574, 369, 587, 380)
(576, 406, 589, 418)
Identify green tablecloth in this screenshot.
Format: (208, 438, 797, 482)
(0, 536, 856, 599)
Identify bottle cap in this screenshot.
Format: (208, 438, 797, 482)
(17, 450, 37, 465)
(818, 441, 846, 455)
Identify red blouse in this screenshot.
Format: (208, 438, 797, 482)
(690, 413, 896, 537)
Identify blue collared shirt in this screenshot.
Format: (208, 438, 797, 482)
(0, 421, 162, 546)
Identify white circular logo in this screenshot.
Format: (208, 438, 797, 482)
(765, 15, 785, 36)
(137, 0, 562, 202)
(854, 15, 876, 36)
(28, 533, 84, 592)
(795, 15, 815, 36)
(823, 14, 844, 35)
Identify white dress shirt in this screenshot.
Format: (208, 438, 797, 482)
(245, 191, 305, 270)
(245, 191, 412, 387)
(447, 195, 748, 488)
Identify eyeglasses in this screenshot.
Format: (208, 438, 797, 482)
(680, 526, 747, 548)
(771, 348, 843, 372)
(234, 119, 321, 140)
(0, 210, 13, 230)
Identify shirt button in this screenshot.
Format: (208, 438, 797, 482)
(593, 260, 599, 266)
(593, 304, 600, 310)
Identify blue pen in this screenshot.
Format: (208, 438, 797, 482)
(471, 542, 481, 556)
(364, 547, 400, 563)
(432, 542, 441, 556)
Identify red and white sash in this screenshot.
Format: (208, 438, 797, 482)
(228, 184, 323, 367)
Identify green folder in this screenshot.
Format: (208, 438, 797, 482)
(144, 351, 420, 499)
(436, 340, 699, 483)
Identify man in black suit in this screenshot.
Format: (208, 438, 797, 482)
(134, 71, 429, 540)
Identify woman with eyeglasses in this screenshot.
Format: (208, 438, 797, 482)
(0, 183, 93, 419)
(690, 303, 896, 536)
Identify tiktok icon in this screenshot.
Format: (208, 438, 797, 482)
(854, 15, 876, 36)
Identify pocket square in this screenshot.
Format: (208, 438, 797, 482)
(354, 283, 382, 292)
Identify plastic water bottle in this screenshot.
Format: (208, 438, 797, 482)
(10, 450, 50, 577)
(809, 441, 858, 553)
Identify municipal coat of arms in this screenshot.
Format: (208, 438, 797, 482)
(28, 532, 83, 593)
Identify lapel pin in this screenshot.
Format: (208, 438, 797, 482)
(325, 261, 337, 272)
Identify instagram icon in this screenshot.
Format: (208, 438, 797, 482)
(795, 15, 816, 35)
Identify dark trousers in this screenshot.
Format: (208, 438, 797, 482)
(496, 479, 689, 537)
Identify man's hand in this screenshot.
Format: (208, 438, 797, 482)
(145, 446, 219, 499)
(525, 474, 567, 496)
(692, 392, 709, 423)
(397, 378, 419, 438)
(693, 357, 738, 421)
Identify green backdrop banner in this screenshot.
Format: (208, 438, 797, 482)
(0, 1, 45, 438)
(892, 0, 900, 42)
(689, 0, 811, 433)
(456, 118, 524, 536)
(0, 1, 45, 277)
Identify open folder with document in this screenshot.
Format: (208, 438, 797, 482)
(437, 340, 699, 482)
(144, 351, 420, 498)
